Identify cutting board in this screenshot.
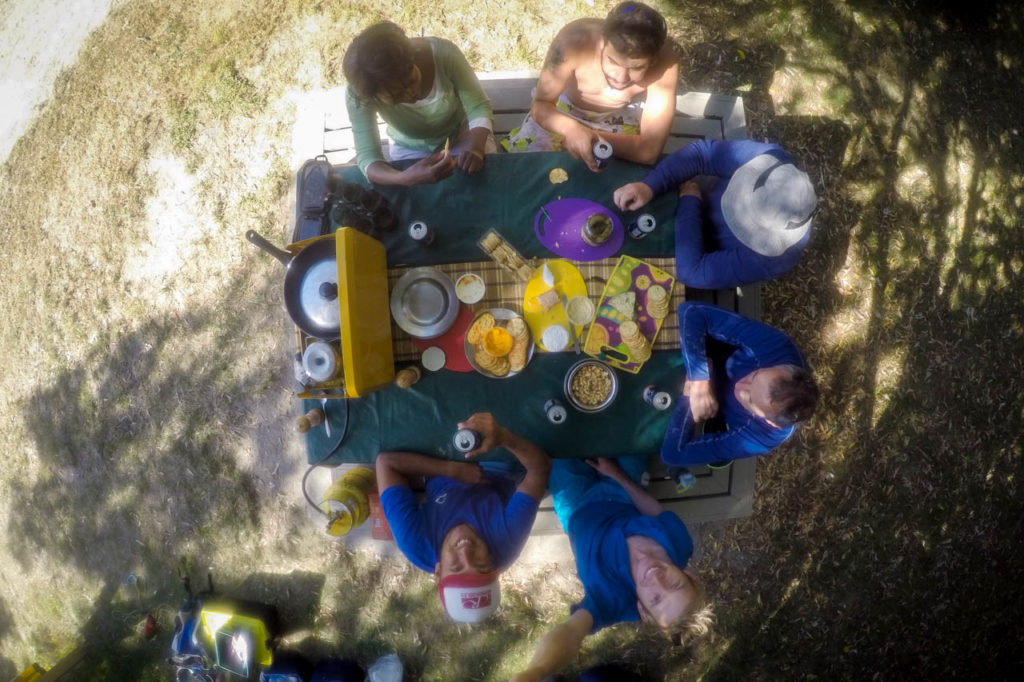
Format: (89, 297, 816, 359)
(583, 255, 676, 373)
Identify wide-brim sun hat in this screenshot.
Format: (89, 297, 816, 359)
(438, 571, 501, 623)
(720, 154, 817, 257)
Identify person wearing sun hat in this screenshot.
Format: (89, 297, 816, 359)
(374, 412, 551, 624)
(613, 138, 818, 288)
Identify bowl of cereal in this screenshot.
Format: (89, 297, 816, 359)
(564, 359, 618, 413)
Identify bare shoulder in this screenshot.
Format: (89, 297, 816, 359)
(545, 18, 602, 68)
(647, 44, 680, 84)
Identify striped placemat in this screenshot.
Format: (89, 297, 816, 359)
(388, 257, 685, 362)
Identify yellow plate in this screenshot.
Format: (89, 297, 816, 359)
(523, 260, 588, 351)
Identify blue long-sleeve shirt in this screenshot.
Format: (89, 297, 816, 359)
(642, 139, 809, 289)
(660, 302, 806, 466)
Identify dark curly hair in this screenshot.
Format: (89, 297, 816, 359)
(342, 21, 416, 103)
(769, 365, 820, 426)
(602, 2, 668, 59)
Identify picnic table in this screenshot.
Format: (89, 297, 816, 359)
(298, 85, 758, 524)
(303, 150, 693, 461)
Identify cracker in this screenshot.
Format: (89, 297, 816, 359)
(489, 356, 511, 377)
(467, 313, 496, 345)
(480, 232, 502, 252)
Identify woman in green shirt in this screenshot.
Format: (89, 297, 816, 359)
(343, 22, 496, 186)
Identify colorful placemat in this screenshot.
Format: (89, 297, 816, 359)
(533, 198, 624, 261)
(583, 255, 677, 373)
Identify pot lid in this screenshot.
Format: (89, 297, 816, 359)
(298, 259, 341, 331)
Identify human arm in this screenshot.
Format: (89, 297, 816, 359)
(682, 378, 718, 423)
(661, 409, 792, 466)
(375, 450, 482, 494)
(510, 608, 594, 682)
(584, 458, 664, 516)
(642, 139, 793, 196)
(677, 301, 800, 382)
(438, 39, 493, 174)
(454, 126, 490, 174)
(458, 413, 551, 502)
(671, 183, 779, 289)
(363, 151, 455, 186)
(530, 54, 602, 170)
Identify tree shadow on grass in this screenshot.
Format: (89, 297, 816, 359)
(678, 0, 1024, 679)
(0, 598, 16, 679)
(7, 265, 318, 675)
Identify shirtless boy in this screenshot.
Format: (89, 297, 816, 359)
(503, 2, 678, 170)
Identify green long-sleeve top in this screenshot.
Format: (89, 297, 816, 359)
(344, 37, 494, 176)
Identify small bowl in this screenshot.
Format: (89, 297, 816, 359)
(455, 272, 486, 304)
(566, 295, 595, 326)
(564, 359, 619, 413)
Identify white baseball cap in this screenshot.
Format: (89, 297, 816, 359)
(438, 572, 501, 624)
(720, 154, 817, 257)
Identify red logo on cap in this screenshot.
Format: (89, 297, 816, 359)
(460, 589, 492, 610)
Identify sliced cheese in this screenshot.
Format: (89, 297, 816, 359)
(607, 291, 636, 320)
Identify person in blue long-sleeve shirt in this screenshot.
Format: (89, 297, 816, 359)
(660, 301, 819, 466)
(613, 139, 818, 289)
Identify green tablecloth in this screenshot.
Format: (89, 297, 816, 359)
(306, 151, 684, 464)
(342, 151, 678, 266)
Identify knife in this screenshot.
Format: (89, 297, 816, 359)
(561, 293, 581, 355)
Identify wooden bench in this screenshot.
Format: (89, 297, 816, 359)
(317, 70, 748, 164)
(305, 72, 757, 531)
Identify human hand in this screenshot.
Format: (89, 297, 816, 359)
(613, 181, 654, 211)
(678, 180, 701, 198)
(684, 379, 718, 422)
(562, 126, 600, 171)
(456, 148, 485, 174)
(445, 460, 484, 484)
(584, 457, 625, 481)
(402, 151, 455, 185)
(458, 412, 507, 458)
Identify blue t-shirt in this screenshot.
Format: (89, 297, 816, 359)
(568, 504, 693, 633)
(380, 473, 539, 573)
(661, 301, 805, 465)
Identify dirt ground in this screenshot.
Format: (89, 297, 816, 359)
(0, 0, 115, 163)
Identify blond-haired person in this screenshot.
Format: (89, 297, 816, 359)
(511, 456, 712, 682)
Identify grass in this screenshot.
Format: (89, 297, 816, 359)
(1, 0, 1023, 679)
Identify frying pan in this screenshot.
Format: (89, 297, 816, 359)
(246, 230, 340, 339)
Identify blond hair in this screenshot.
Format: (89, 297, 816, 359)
(665, 575, 714, 645)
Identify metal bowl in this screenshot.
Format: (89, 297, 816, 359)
(564, 359, 619, 412)
(390, 267, 459, 339)
(463, 308, 534, 379)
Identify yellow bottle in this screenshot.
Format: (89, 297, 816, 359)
(321, 467, 377, 536)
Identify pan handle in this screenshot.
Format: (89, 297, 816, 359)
(246, 230, 292, 266)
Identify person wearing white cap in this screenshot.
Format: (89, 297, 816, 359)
(613, 138, 818, 288)
(511, 456, 712, 682)
(374, 413, 551, 624)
